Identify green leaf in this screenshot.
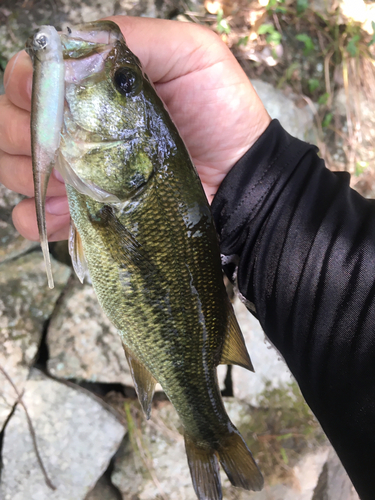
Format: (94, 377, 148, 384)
(237, 36, 249, 47)
(322, 112, 333, 128)
(295, 33, 314, 55)
(276, 433, 293, 441)
(216, 9, 231, 34)
(318, 92, 329, 105)
(297, 0, 309, 13)
(258, 23, 275, 35)
(346, 34, 360, 57)
(308, 78, 320, 92)
(355, 161, 368, 176)
(368, 22, 375, 47)
(267, 31, 282, 45)
(268, 0, 285, 7)
(280, 447, 289, 464)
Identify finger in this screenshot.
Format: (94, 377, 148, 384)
(12, 198, 70, 242)
(0, 151, 66, 198)
(4, 51, 32, 112)
(49, 225, 70, 242)
(0, 94, 31, 156)
(108, 16, 227, 83)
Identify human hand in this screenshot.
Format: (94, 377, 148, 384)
(0, 16, 270, 242)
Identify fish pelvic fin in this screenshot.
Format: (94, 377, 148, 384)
(219, 304, 254, 372)
(68, 219, 88, 284)
(123, 345, 156, 420)
(218, 429, 264, 492)
(184, 435, 222, 500)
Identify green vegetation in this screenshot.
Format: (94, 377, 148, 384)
(206, 0, 375, 175)
(235, 381, 327, 485)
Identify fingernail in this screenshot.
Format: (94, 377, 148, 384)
(53, 168, 64, 183)
(45, 196, 70, 215)
(26, 75, 32, 100)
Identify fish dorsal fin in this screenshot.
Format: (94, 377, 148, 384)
(68, 219, 88, 284)
(219, 305, 254, 372)
(123, 345, 156, 420)
(184, 434, 222, 500)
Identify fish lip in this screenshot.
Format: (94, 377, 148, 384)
(61, 20, 123, 54)
(65, 20, 123, 41)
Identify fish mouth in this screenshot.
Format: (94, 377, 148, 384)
(62, 21, 123, 46)
(59, 21, 124, 84)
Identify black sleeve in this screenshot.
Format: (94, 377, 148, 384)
(211, 119, 375, 500)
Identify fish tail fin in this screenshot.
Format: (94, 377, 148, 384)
(218, 429, 264, 492)
(184, 434, 222, 500)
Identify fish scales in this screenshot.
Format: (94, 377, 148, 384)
(27, 20, 264, 499)
(66, 154, 229, 441)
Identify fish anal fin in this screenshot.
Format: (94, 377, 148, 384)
(123, 345, 156, 420)
(219, 306, 254, 372)
(68, 219, 88, 284)
(219, 429, 264, 492)
(184, 435, 222, 500)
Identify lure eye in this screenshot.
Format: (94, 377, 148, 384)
(34, 33, 48, 50)
(114, 67, 142, 96)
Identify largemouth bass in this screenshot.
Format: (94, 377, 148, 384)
(26, 21, 264, 499)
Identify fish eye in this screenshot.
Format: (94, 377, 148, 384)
(113, 67, 142, 97)
(34, 33, 48, 50)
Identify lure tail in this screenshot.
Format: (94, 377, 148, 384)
(185, 429, 263, 500)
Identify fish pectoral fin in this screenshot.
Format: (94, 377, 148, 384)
(123, 345, 156, 420)
(218, 429, 264, 491)
(184, 435, 222, 500)
(91, 206, 155, 275)
(69, 219, 88, 284)
(219, 306, 254, 372)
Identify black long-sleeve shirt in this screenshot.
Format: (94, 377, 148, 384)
(211, 119, 375, 500)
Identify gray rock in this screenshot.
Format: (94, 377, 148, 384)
(111, 401, 200, 500)
(47, 280, 133, 386)
(85, 475, 121, 500)
(231, 297, 293, 406)
(0, 252, 70, 430)
(251, 80, 315, 142)
(313, 447, 359, 500)
(0, 369, 126, 500)
(0, 184, 38, 264)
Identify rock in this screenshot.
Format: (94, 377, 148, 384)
(47, 280, 133, 386)
(0, 252, 71, 430)
(0, 184, 38, 264)
(0, 369, 126, 500)
(251, 79, 315, 142)
(84, 474, 122, 500)
(111, 401, 199, 500)
(313, 447, 359, 500)
(231, 297, 293, 406)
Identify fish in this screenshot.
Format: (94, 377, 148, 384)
(26, 21, 264, 499)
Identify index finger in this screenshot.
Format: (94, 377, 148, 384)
(4, 50, 32, 112)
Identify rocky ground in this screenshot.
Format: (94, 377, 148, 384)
(0, 0, 370, 499)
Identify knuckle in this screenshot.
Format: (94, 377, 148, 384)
(0, 99, 30, 155)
